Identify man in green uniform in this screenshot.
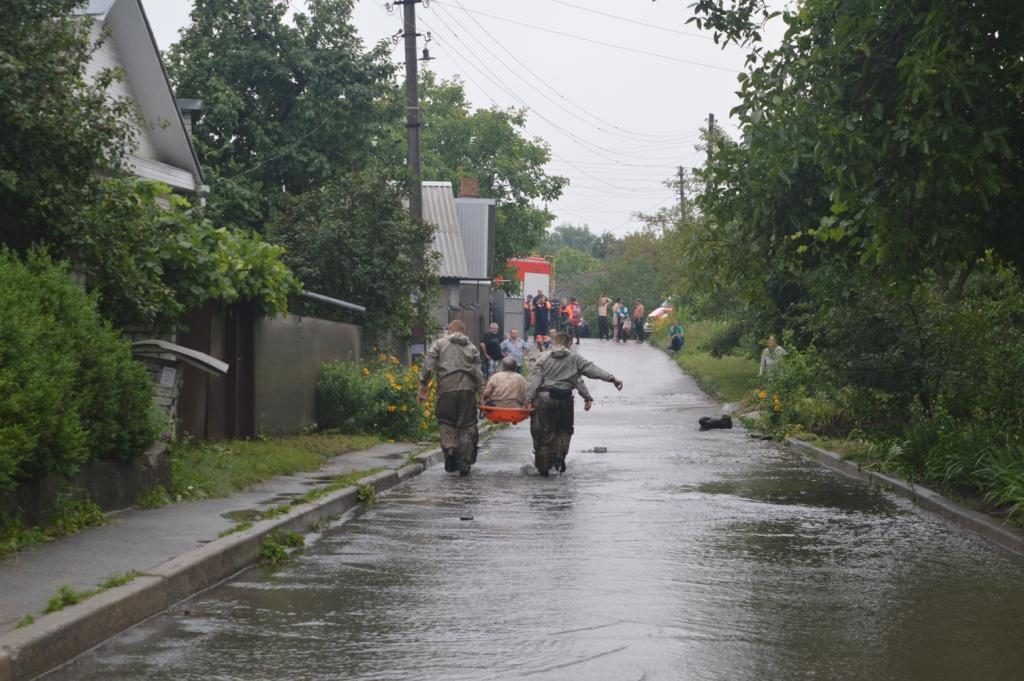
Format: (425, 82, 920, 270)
(526, 333, 623, 476)
(418, 319, 484, 476)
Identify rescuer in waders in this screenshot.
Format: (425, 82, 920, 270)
(526, 332, 623, 476)
(418, 319, 484, 476)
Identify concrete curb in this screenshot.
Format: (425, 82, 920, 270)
(788, 437, 1024, 556)
(0, 443, 458, 681)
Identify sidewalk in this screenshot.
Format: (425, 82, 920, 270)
(0, 438, 436, 675)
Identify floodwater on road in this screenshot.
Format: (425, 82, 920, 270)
(46, 341, 1024, 681)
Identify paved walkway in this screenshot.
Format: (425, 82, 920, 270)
(0, 442, 417, 634)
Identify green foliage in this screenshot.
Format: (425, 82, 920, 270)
(420, 72, 567, 268)
(281, 531, 305, 548)
(45, 585, 90, 614)
(169, 433, 379, 501)
(680, 0, 1024, 518)
(98, 570, 142, 591)
(41, 570, 141, 615)
(260, 532, 298, 567)
(78, 179, 299, 328)
(356, 484, 377, 504)
(15, 614, 35, 629)
(219, 520, 254, 538)
(165, 0, 402, 235)
(0, 251, 159, 489)
(0, 515, 48, 561)
(48, 493, 107, 537)
(269, 169, 438, 337)
(0, 1, 135, 251)
(136, 486, 172, 510)
(541, 224, 617, 259)
(1, 5, 296, 329)
(317, 357, 434, 440)
(0, 490, 109, 560)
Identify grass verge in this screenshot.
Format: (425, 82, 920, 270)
(219, 468, 385, 536)
(42, 570, 143, 616)
(1, 494, 108, 561)
(648, 319, 759, 403)
(170, 433, 381, 501)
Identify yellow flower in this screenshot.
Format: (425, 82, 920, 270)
(757, 390, 767, 401)
(387, 405, 397, 413)
(400, 405, 408, 412)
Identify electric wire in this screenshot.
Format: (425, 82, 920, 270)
(549, 0, 714, 42)
(421, 28, 658, 193)
(431, 1, 736, 73)
(425, 10, 691, 165)
(438, 0, 705, 142)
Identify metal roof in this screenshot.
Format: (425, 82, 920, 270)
(422, 182, 470, 280)
(455, 197, 496, 280)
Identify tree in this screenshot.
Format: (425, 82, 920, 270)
(419, 72, 568, 271)
(1, 1, 297, 329)
(541, 224, 617, 259)
(0, 0, 135, 249)
(268, 169, 438, 338)
(696, 0, 1024, 287)
(165, 0, 402, 234)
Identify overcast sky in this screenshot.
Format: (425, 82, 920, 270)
(141, 0, 783, 237)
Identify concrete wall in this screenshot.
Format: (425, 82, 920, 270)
(253, 314, 362, 434)
(0, 444, 170, 527)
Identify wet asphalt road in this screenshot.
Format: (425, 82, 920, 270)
(47, 340, 1024, 681)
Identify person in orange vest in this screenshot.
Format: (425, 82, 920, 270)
(566, 297, 582, 345)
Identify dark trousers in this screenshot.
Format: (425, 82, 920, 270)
(530, 393, 574, 474)
(634, 318, 646, 342)
(598, 316, 610, 340)
(435, 390, 479, 471)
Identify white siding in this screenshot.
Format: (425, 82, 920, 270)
(87, 21, 161, 163)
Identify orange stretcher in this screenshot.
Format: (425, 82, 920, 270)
(478, 405, 533, 424)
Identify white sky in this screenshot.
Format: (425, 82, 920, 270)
(142, 0, 783, 236)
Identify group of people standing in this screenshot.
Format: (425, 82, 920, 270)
(595, 294, 648, 344)
(418, 318, 622, 477)
(522, 291, 585, 351)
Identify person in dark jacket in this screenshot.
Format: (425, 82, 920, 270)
(419, 319, 485, 476)
(533, 293, 551, 350)
(526, 333, 623, 475)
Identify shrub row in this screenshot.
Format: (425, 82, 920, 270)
(0, 250, 160, 491)
(317, 355, 435, 441)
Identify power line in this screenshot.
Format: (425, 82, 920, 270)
(424, 11, 683, 166)
(419, 24, 656, 193)
(437, 0, 703, 142)
(550, 0, 714, 42)
(431, 1, 736, 73)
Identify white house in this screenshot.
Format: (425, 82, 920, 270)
(79, 0, 204, 195)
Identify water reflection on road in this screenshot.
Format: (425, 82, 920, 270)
(47, 341, 1024, 681)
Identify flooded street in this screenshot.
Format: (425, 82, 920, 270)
(48, 341, 1024, 681)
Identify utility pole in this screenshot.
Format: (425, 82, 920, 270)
(677, 165, 686, 213)
(707, 113, 715, 167)
(399, 0, 423, 221)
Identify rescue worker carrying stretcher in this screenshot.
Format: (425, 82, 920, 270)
(526, 332, 623, 476)
(418, 319, 484, 476)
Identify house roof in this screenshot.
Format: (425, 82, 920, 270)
(454, 197, 496, 280)
(422, 182, 470, 280)
(78, 0, 204, 191)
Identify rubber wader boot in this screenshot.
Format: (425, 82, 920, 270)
(443, 449, 456, 472)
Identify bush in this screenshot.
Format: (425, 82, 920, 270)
(0, 250, 159, 490)
(317, 355, 433, 440)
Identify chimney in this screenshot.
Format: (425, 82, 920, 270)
(459, 177, 480, 198)
(176, 98, 204, 137)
